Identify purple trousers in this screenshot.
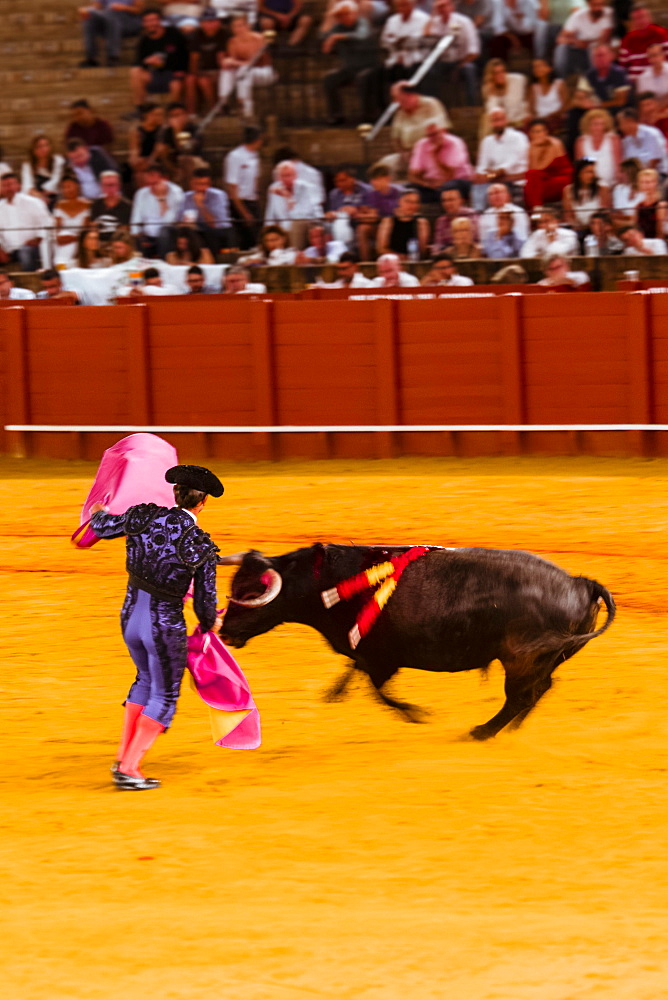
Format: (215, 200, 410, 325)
(121, 587, 187, 728)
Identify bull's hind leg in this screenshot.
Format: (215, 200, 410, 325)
(469, 653, 557, 741)
(321, 662, 357, 702)
(368, 665, 429, 724)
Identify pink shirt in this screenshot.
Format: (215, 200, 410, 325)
(409, 134, 473, 182)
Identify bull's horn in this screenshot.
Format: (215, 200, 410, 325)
(217, 551, 249, 566)
(230, 569, 282, 607)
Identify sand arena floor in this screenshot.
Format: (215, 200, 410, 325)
(1, 455, 667, 1000)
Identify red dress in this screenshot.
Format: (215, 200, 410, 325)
(525, 154, 573, 210)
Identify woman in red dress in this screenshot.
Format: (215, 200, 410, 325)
(524, 118, 573, 211)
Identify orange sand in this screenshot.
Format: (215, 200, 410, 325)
(1, 455, 667, 1000)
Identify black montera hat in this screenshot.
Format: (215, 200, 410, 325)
(165, 465, 224, 497)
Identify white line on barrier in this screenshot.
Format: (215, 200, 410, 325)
(5, 424, 668, 433)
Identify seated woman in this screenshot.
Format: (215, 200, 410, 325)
(480, 58, 529, 137)
(575, 109, 621, 190)
(633, 168, 668, 240)
(537, 254, 590, 289)
(527, 59, 567, 134)
(21, 134, 65, 211)
(239, 225, 297, 266)
(482, 206, 525, 258)
(76, 225, 112, 268)
(53, 173, 91, 269)
(524, 118, 573, 212)
(448, 216, 482, 259)
(562, 158, 611, 238)
(165, 226, 215, 265)
(376, 189, 430, 260)
(218, 15, 277, 120)
(612, 157, 644, 227)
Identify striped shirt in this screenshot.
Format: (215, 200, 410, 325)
(619, 25, 668, 79)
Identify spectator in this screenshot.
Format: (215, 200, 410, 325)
(52, 174, 91, 269)
(371, 251, 420, 286)
(619, 4, 668, 82)
(448, 216, 482, 258)
(361, 0, 429, 120)
(0, 171, 52, 270)
(165, 225, 215, 263)
(586, 210, 624, 254)
(471, 108, 529, 211)
(65, 100, 114, 151)
(128, 102, 167, 186)
(637, 91, 668, 139)
(407, 121, 473, 202)
(131, 163, 184, 257)
(380, 82, 449, 180)
(586, 42, 631, 112)
(423, 0, 480, 107)
(520, 207, 579, 259)
(456, 0, 494, 53)
(265, 160, 322, 248)
(633, 167, 667, 238)
(537, 254, 590, 287)
(244, 224, 297, 265)
(431, 186, 479, 252)
(258, 0, 313, 47)
(179, 165, 232, 254)
(321, 251, 374, 287)
(477, 180, 530, 243)
(562, 158, 611, 236)
(528, 58, 568, 133)
(79, 0, 143, 68)
(321, 0, 374, 125)
(218, 14, 276, 120)
(37, 269, 81, 303)
(0, 273, 35, 300)
(295, 223, 347, 263)
(554, 0, 613, 78)
(324, 166, 370, 247)
(159, 102, 204, 186)
(524, 117, 572, 212)
(356, 164, 405, 259)
(482, 205, 525, 257)
(89, 171, 133, 240)
(376, 188, 429, 258)
(612, 156, 644, 222)
(185, 263, 217, 292)
(110, 230, 139, 264)
(420, 252, 474, 285)
(120, 265, 180, 296)
(489, 0, 539, 62)
(272, 147, 326, 208)
(620, 223, 668, 254)
(186, 9, 228, 113)
(636, 43, 668, 108)
(159, 0, 206, 32)
(617, 107, 667, 170)
(210, 0, 258, 19)
(66, 139, 117, 200)
(131, 7, 189, 107)
(222, 264, 267, 293)
(21, 135, 65, 210)
(575, 108, 621, 187)
(76, 225, 113, 267)
(481, 58, 528, 133)
(224, 126, 264, 250)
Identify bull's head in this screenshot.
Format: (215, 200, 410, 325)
(218, 549, 287, 647)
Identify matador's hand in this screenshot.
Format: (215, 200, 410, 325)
(90, 501, 108, 515)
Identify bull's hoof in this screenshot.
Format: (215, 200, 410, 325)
(388, 700, 430, 724)
(469, 724, 496, 741)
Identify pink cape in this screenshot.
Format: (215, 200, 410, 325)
(187, 627, 261, 749)
(71, 433, 178, 548)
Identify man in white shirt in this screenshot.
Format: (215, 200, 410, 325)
(617, 108, 668, 171)
(320, 251, 374, 287)
(272, 146, 326, 210)
(371, 251, 420, 286)
(264, 160, 322, 248)
(424, 0, 480, 105)
(420, 253, 474, 285)
(224, 126, 264, 250)
(537, 254, 590, 287)
(360, 0, 429, 119)
(130, 164, 184, 258)
(0, 272, 36, 299)
(520, 207, 579, 259)
(471, 108, 529, 211)
(490, 0, 539, 61)
(222, 264, 267, 293)
(621, 225, 668, 255)
(478, 180, 530, 243)
(0, 172, 52, 270)
(554, 0, 613, 78)
(636, 44, 668, 108)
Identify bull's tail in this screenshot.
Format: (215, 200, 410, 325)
(578, 578, 616, 645)
(510, 578, 616, 659)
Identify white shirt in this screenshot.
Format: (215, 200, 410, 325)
(4, 286, 36, 299)
(21, 154, 66, 196)
(562, 5, 613, 43)
(294, 161, 326, 210)
(0, 191, 52, 265)
(425, 11, 480, 60)
(636, 64, 668, 102)
(224, 144, 260, 201)
(623, 238, 668, 255)
(381, 9, 430, 67)
(476, 127, 529, 177)
(538, 269, 590, 286)
(235, 282, 268, 293)
(131, 182, 184, 237)
(264, 179, 321, 229)
(491, 0, 539, 35)
(321, 272, 374, 288)
(371, 270, 421, 286)
(479, 203, 530, 242)
(302, 239, 348, 263)
(520, 226, 579, 258)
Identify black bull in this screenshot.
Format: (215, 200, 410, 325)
(219, 544, 616, 740)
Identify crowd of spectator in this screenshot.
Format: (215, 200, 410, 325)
(2, 0, 668, 297)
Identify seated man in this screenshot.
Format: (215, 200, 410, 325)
(371, 251, 420, 286)
(222, 264, 267, 293)
(37, 269, 81, 302)
(295, 224, 347, 263)
(120, 265, 181, 295)
(320, 251, 374, 287)
(178, 166, 233, 255)
(359, 0, 430, 121)
(131, 7, 189, 108)
(131, 163, 184, 258)
(65, 99, 114, 149)
(79, 0, 143, 68)
(218, 14, 276, 120)
(424, 0, 480, 107)
(356, 164, 405, 260)
(477, 180, 529, 244)
(378, 81, 449, 180)
(637, 91, 668, 139)
(258, 0, 312, 47)
(554, 0, 614, 79)
(587, 210, 623, 255)
(321, 0, 375, 125)
(158, 102, 204, 187)
(407, 120, 473, 202)
(185, 263, 218, 293)
(432, 186, 478, 253)
(636, 43, 668, 109)
(481, 205, 525, 258)
(265, 160, 322, 248)
(619, 4, 668, 82)
(0, 272, 36, 299)
(90, 170, 133, 241)
(0, 171, 52, 271)
(489, 0, 539, 61)
(66, 139, 118, 201)
(520, 207, 579, 259)
(617, 107, 667, 170)
(537, 253, 590, 287)
(186, 9, 228, 114)
(620, 224, 668, 254)
(471, 108, 529, 212)
(420, 252, 474, 285)
(586, 42, 631, 113)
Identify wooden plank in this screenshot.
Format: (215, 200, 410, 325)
(372, 298, 399, 458)
(249, 298, 277, 460)
(3, 307, 30, 457)
(125, 304, 152, 425)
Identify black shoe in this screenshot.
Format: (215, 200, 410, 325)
(79, 58, 100, 68)
(114, 771, 161, 790)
